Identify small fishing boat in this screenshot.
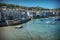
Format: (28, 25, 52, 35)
(40, 18, 44, 21)
(46, 21, 50, 24)
(40, 19, 44, 21)
(15, 25, 23, 28)
(45, 18, 48, 19)
(55, 18, 60, 21)
(46, 21, 56, 25)
(55, 18, 60, 24)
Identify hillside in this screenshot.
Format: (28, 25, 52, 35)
(0, 3, 60, 10)
(0, 3, 50, 10)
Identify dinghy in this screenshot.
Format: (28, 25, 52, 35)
(46, 21, 55, 25)
(46, 21, 50, 24)
(55, 18, 60, 21)
(15, 25, 23, 28)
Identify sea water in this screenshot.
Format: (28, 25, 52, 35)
(0, 17, 60, 40)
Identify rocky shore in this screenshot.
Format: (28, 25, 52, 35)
(0, 18, 31, 27)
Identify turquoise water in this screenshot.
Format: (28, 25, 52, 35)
(0, 17, 60, 40)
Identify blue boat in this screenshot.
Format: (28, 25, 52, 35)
(55, 18, 60, 21)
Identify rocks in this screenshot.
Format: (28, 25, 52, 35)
(0, 22, 7, 27)
(0, 18, 31, 27)
(5, 18, 31, 26)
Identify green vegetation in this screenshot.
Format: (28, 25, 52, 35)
(0, 3, 60, 10)
(55, 8, 60, 10)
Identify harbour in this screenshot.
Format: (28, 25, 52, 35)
(0, 17, 60, 40)
(0, 1, 60, 40)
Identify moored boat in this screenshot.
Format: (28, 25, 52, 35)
(15, 25, 23, 28)
(55, 18, 60, 21)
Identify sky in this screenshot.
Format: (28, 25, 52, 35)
(0, 0, 60, 9)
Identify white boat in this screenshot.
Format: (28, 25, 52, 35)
(15, 25, 23, 28)
(46, 21, 56, 25)
(46, 21, 50, 24)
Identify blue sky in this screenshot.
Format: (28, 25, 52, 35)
(1, 0, 60, 9)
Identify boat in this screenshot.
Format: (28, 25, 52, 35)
(40, 18, 44, 21)
(55, 18, 60, 24)
(45, 18, 48, 19)
(55, 18, 60, 21)
(46, 21, 56, 25)
(40, 19, 44, 21)
(46, 21, 50, 24)
(15, 25, 23, 28)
